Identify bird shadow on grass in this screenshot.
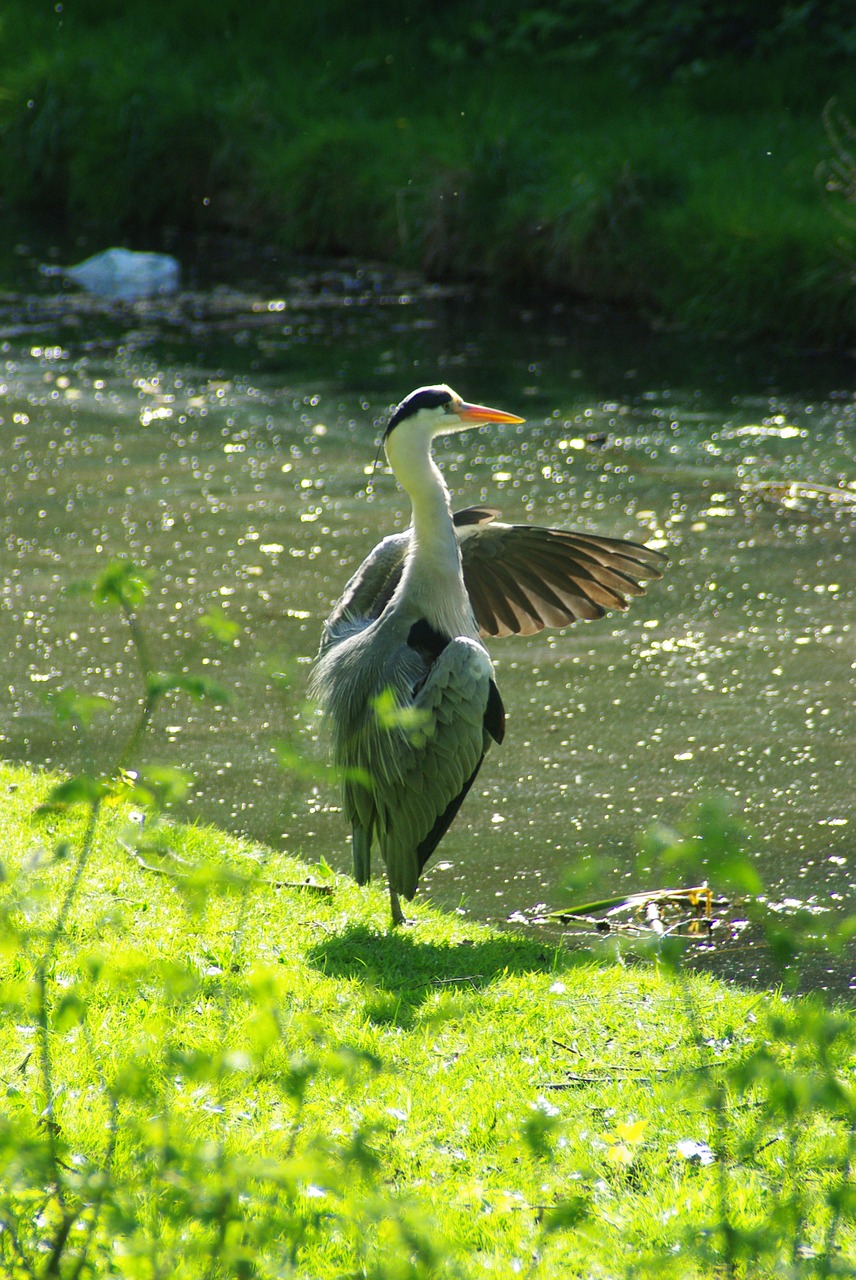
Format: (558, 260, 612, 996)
(305, 922, 594, 1029)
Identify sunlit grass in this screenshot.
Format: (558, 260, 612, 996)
(2, 759, 854, 1277)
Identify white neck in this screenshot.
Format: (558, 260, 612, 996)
(386, 431, 475, 635)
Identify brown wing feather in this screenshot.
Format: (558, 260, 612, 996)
(504, 546, 630, 611)
(517, 541, 648, 597)
(324, 511, 666, 642)
(489, 559, 595, 630)
(460, 523, 667, 638)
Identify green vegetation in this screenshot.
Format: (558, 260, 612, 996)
(2, 1, 855, 341)
(3, 760, 856, 1278)
(1, 559, 855, 1277)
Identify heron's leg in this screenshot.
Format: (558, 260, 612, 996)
(389, 883, 407, 927)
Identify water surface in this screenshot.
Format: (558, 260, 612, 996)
(1, 252, 853, 991)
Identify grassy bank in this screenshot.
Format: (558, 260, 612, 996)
(1, 2, 855, 343)
(1, 758, 854, 1278)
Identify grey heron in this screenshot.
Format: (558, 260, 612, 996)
(311, 384, 666, 925)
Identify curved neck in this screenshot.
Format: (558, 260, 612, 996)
(386, 433, 471, 629)
(406, 453, 456, 550)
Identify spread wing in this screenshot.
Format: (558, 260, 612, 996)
(320, 506, 667, 644)
(458, 521, 667, 638)
(347, 637, 496, 900)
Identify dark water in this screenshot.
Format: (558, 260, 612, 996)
(1, 245, 854, 993)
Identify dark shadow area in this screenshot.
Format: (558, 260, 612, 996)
(305, 922, 596, 1026)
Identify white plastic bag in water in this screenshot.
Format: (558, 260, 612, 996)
(61, 248, 180, 300)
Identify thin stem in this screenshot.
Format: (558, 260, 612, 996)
(109, 590, 169, 776)
(711, 1076, 737, 1280)
(24, 571, 164, 1276)
(65, 1019, 121, 1280)
(34, 968, 65, 1213)
(114, 600, 158, 773)
(820, 1123, 856, 1275)
(0, 1213, 39, 1278)
(115, 691, 159, 775)
(120, 600, 152, 684)
(40, 801, 102, 965)
(788, 1117, 804, 1266)
(35, 799, 103, 1213)
(41, 1209, 76, 1278)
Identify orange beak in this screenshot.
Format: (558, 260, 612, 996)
(453, 399, 525, 426)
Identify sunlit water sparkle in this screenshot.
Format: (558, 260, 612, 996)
(1, 258, 854, 992)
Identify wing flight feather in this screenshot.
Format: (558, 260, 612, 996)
(460, 523, 666, 637)
(320, 509, 666, 643)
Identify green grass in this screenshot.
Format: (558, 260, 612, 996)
(2, 759, 854, 1278)
(1, 2, 855, 342)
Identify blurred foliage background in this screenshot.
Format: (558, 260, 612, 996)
(1, 3, 855, 331)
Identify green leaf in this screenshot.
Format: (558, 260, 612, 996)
(520, 1106, 560, 1161)
(90, 560, 152, 609)
(275, 741, 373, 793)
(556, 852, 615, 903)
(637, 820, 684, 864)
(541, 1195, 590, 1234)
(53, 991, 85, 1031)
(36, 773, 108, 813)
(652, 933, 691, 973)
(372, 688, 432, 742)
(832, 913, 856, 949)
(136, 765, 194, 806)
(146, 672, 230, 704)
(639, 798, 764, 897)
(342, 1121, 382, 1175)
(283, 1053, 319, 1104)
(715, 851, 764, 897)
(48, 688, 113, 729)
(827, 1180, 856, 1218)
(198, 609, 241, 644)
(175, 674, 231, 703)
(145, 671, 182, 699)
(322, 1044, 383, 1082)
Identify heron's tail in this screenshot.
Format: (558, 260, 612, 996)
(352, 824, 372, 884)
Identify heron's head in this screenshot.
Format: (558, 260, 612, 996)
(383, 385, 524, 466)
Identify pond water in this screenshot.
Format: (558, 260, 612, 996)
(1, 246, 854, 993)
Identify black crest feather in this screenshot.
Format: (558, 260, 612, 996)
(384, 385, 452, 439)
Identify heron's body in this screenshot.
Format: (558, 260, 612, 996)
(310, 385, 666, 925)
